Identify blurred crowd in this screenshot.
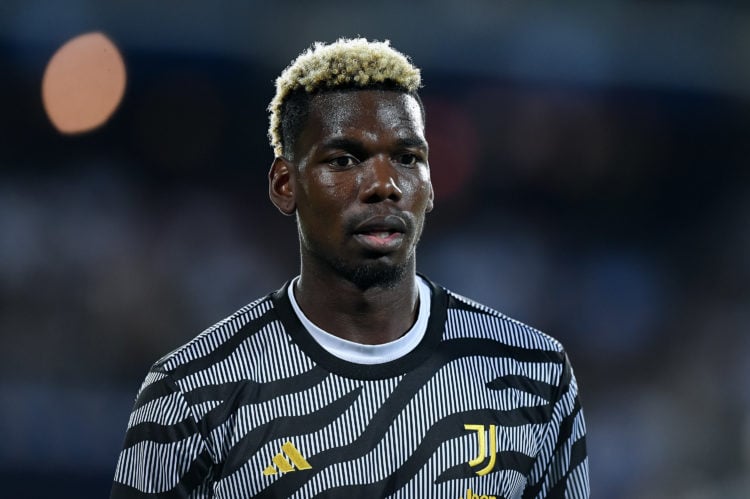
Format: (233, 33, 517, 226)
(1, 2, 749, 498)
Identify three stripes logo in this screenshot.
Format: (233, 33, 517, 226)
(262, 441, 312, 476)
(464, 424, 497, 476)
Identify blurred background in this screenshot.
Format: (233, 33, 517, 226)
(1, 1, 749, 497)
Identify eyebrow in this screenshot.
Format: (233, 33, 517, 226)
(319, 138, 365, 152)
(394, 137, 428, 150)
(319, 136, 428, 153)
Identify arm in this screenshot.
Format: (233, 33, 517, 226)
(111, 370, 213, 498)
(524, 354, 589, 499)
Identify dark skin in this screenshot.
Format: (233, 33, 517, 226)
(269, 90, 434, 345)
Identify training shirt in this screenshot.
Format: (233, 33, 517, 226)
(111, 276, 589, 498)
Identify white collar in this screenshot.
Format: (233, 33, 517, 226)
(287, 276, 431, 365)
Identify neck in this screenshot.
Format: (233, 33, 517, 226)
(294, 264, 420, 345)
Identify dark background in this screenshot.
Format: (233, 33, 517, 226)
(1, 1, 749, 498)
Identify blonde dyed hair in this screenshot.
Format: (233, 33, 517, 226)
(268, 38, 422, 157)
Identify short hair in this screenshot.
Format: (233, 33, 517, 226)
(268, 38, 422, 158)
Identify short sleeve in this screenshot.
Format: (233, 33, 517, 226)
(110, 370, 214, 498)
(523, 353, 589, 498)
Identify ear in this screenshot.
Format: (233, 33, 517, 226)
(269, 156, 296, 215)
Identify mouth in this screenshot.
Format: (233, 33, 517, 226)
(351, 215, 407, 252)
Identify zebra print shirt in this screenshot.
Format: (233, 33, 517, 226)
(111, 277, 589, 498)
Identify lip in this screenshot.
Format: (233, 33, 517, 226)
(352, 214, 408, 235)
(351, 215, 407, 253)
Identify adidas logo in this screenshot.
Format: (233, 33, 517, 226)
(262, 441, 312, 476)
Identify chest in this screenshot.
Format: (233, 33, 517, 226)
(203, 359, 551, 498)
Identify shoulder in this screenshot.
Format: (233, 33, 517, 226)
(440, 285, 565, 355)
(428, 279, 576, 394)
(151, 293, 277, 377)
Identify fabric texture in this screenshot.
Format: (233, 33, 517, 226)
(111, 277, 589, 498)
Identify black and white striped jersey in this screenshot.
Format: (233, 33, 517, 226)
(111, 277, 589, 498)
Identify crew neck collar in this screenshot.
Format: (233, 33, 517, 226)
(287, 276, 431, 365)
(271, 275, 446, 380)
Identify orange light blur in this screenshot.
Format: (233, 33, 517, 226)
(42, 32, 126, 134)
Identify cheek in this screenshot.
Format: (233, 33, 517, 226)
(409, 170, 434, 208)
(304, 170, 354, 200)
(425, 171, 435, 207)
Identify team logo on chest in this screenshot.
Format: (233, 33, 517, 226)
(464, 424, 497, 476)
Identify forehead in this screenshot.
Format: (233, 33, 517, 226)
(297, 90, 425, 154)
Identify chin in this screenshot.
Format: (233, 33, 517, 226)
(334, 257, 411, 290)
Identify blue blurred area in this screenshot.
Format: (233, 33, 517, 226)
(1, 1, 749, 497)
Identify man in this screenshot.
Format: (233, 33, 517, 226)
(111, 38, 589, 498)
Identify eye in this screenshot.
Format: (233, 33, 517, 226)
(328, 155, 358, 169)
(396, 153, 419, 166)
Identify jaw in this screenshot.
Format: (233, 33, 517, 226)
(300, 240, 417, 291)
(341, 257, 412, 290)
(296, 207, 427, 291)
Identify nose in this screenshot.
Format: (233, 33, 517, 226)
(359, 155, 403, 203)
